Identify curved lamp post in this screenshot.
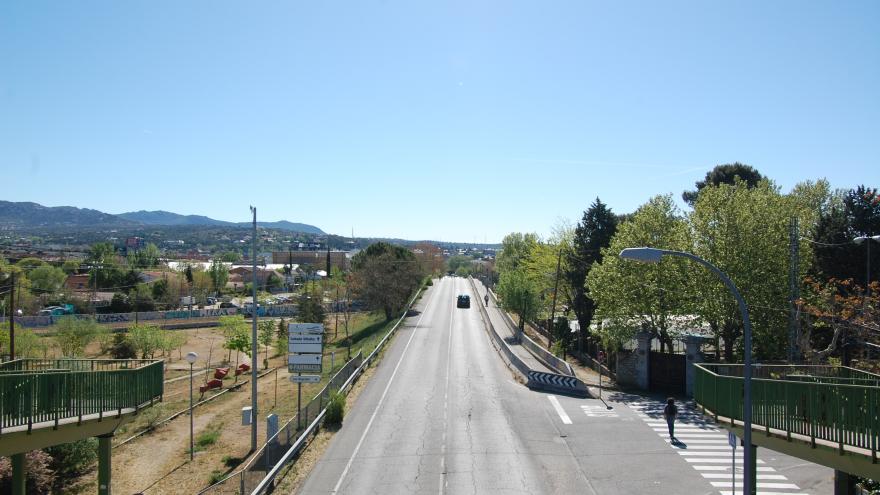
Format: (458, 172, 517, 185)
(619, 247, 756, 495)
(185, 351, 198, 460)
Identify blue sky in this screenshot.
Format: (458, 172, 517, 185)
(1, 1, 877, 243)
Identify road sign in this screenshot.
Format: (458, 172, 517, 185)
(289, 333, 323, 344)
(288, 354, 322, 372)
(728, 431, 737, 448)
(289, 374, 320, 384)
(288, 342, 322, 353)
(289, 323, 323, 334)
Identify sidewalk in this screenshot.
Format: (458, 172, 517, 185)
(469, 280, 554, 374)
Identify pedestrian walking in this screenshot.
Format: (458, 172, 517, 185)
(663, 397, 678, 441)
(484, 293, 489, 307)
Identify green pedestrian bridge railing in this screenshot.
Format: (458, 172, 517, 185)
(0, 358, 164, 433)
(694, 363, 880, 476)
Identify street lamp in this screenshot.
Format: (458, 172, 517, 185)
(619, 247, 756, 495)
(185, 351, 198, 461)
(854, 235, 880, 299)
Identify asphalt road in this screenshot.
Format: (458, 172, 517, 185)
(297, 276, 833, 495)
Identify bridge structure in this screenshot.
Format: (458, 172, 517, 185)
(0, 358, 164, 495)
(694, 363, 879, 494)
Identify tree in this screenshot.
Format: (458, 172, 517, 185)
(127, 324, 163, 359)
(496, 233, 539, 274)
(682, 163, 764, 206)
(16, 257, 45, 273)
(296, 282, 326, 324)
(61, 259, 80, 275)
(496, 268, 540, 331)
(129, 243, 161, 268)
(266, 272, 283, 291)
(28, 264, 67, 294)
(798, 277, 878, 365)
(689, 179, 819, 360)
(587, 195, 693, 352)
(220, 315, 250, 368)
(565, 198, 618, 347)
(15, 327, 49, 358)
(446, 255, 473, 276)
(54, 316, 101, 357)
(351, 242, 423, 320)
(812, 185, 880, 284)
(208, 260, 229, 295)
(0, 450, 55, 494)
(258, 320, 275, 368)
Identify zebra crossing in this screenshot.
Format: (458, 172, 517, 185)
(627, 401, 810, 495)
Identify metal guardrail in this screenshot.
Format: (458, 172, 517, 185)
(694, 363, 880, 461)
(0, 359, 164, 432)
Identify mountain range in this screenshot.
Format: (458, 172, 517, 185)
(0, 201, 324, 234)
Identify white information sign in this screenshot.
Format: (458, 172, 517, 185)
(288, 353, 322, 372)
(288, 342, 322, 354)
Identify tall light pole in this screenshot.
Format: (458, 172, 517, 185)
(185, 351, 198, 461)
(249, 206, 258, 452)
(619, 247, 756, 495)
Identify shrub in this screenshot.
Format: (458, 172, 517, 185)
(44, 438, 98, 479)
(221, 455, 244, 469)
(110, 333, 137, 359)
(207, 470, 225, 485)
(324, 391, 345, 427)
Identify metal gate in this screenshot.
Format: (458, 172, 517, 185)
(649, 351, 686, 394)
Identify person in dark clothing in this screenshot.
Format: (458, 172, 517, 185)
(484, 293, 489, 306)
(663, 398, 678, 441)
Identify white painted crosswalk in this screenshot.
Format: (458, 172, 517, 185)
(628, 401, 810, 495)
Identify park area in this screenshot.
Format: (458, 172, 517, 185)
(0, 309, 400, 494)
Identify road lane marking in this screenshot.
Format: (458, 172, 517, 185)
(439, 280, 455, 494)
(581, 404, 618, 417)
(331, 283, 438, 494)
(547, 396, 572, 424)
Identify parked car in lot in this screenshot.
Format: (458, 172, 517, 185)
(456, 294, 470, 308)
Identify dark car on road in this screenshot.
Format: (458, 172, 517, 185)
(457, 294, 470, 308)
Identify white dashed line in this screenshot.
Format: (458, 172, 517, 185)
(548, 396, 572, 424)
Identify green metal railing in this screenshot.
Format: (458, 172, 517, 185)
(0, 359, 164, 432)
(694, 363, 880, 461)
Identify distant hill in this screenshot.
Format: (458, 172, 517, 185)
(0, 201, 136, 228)
(0, 201, 325, 234)
(118, 210, 232, 227)
(119, 210, 325, 234)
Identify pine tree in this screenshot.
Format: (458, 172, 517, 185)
(565, 198, 617, 349)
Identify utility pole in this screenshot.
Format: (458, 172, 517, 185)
(249, 206, 258, 452)
(548, 245, 563, 349)
(8, 271, 15, 359)
(787, 217, 800, 363)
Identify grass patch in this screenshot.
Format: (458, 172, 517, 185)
(195, 427, 221, 450)
(207, 470, 226, 486)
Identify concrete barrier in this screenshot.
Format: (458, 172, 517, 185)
(470, 278, 588, 397)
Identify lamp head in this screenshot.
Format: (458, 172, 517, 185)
(185, 351, 198, 364)
(619, 247, 664, 263)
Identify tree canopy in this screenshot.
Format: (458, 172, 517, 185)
(352, 242, 424, 320)
(682, 163, 764, 206)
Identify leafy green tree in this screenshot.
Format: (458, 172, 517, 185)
(61, 259, 81, 275)
(266, 272, 283, 291)
(351, 242, 423, 320)
(28, 264, 67, 294)
(258, 320, 275, 368)
(15, 257, 45, 272)
(813, 185, 880, 284)
(45, 438, 98, 479)
(208, 260, 229, 295)
(682, 163, 764, 206)
(13, 327, 48, 358)
(496, 233, 539, 274)
(521, 227, 573, 328)
(690, 179, 818, 360)
(87, 242, 125, 289)
(54, 316, 101, 357)
(127, 324, 163, 359)
(220, 315, 250, 366)
(587, 195, 693, 352)
(446, 255, 473, 275)
(496, 267, 540, 331)
(565, 198, 617, 347)
(220, 251, 242, 263)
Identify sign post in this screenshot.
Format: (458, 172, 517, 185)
(597, 350, 606, 400)
(288, 323, 324, 429)
(728, 431, 737, 493)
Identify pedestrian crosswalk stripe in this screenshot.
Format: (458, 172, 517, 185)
(628, 400, 806, 495)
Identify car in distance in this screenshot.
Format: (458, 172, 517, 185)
(457, 294, 470, 308)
